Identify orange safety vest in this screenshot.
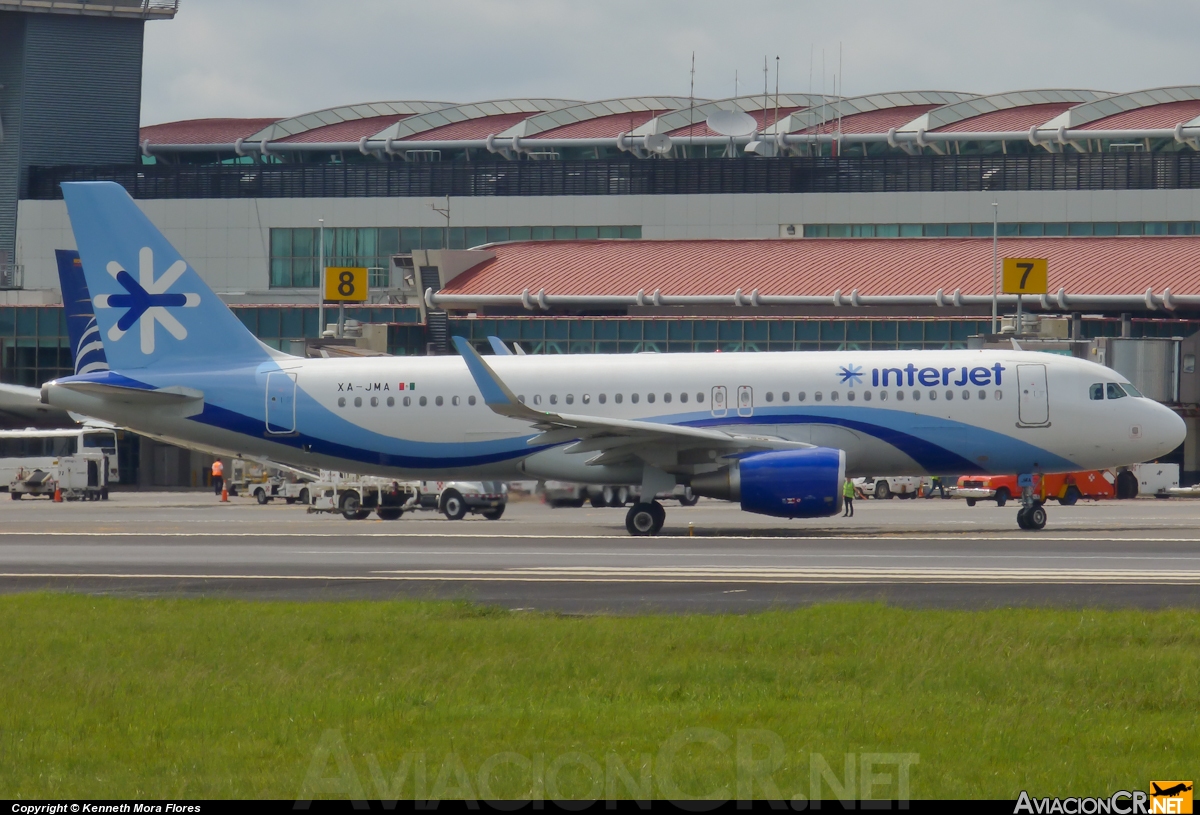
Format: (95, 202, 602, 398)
(211, 461, 224, 477)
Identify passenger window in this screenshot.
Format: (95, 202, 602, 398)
(615, 394, 623, 403)
(403, 396, 411, 407)
(846, 391, 856, 402)
(945, 391, 953, 401)
(452, 395, 460, 406)
(1106, 383, 1127, 400)
(419, 396, 427, 407)
(929, 391, 938, 401)
(680, 392, 688, 403)
(830, 391, 839, 402)
(765, 392, 774, 403)
(696, 392, 705, 403)
(912, 391, 920, 401)
(370, 396, 378, 407)
(978, 390, 986, 401)
(781, 392, 789, 403)
(994, 390, 1002, 400)
(354, 396, 362, 407)
(435, 396, 444, 407)
(582, 394, 591, 404)
(517, 395, 525, 404)
(881, 391, 889, 401)
(599, 394, 607, 404)
(814, 392, 823, 402)
(533, 395, 542, 405)
(663, 392, 671, 403)
(798, 392, 806, 402)
(550, 395, 558, 405)
(387, 396, 395, 407)
(647, 393, 655, 403)
(631, 394, 639, 403)
(863, 391, 872, 402)
(565, 394, 574, 405)
(468, 395, 477, 406)
(1090, 383, 1104, 400)
(338, 397, 346, 408)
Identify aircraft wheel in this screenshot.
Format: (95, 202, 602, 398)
(874, 481, 890, 500)
(677, 487, 699, 507)
(441, 490, 468, 521)
(965, 498, 977, 507)
(1016, 507, 1030, 529)
(625, 502, 660, 536)
(1027, 504, 1047, 530)
(613, 486, 630, 507)
(254, 488, 269, 505)
(589, 492, 608, 509)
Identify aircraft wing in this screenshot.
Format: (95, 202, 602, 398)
(0, 383, 76, 428)
(452, 337, 810, 467)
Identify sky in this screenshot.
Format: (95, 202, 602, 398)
(141, 0, 1200, 125)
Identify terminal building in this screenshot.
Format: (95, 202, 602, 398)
(3, 3, 1200, 484)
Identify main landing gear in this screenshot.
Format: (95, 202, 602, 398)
(1015, 480, 1047, 530)
(626, 501, 666, 536)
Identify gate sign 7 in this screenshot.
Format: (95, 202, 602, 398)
(324, 267, 369, 301)
(1001, 257, 1048, 295)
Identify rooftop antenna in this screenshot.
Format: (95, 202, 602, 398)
(774, 55, 780, 142)
(762, 56, 769, 137)
(688, 51, 695, 151)
(837, 41, 844, 155)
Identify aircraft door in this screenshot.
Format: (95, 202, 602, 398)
(737, 385, 754, 417)
(266, 372, 298, 434)
(1016, 364, 1050, 426)
(711, 386, 728, 417)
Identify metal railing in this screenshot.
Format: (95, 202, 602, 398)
(0, 265, 24, 290)
(28, 153, 1200, 199)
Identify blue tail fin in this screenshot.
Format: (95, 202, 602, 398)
(54, 249, 109, 376)
(61, 181, 273, 371)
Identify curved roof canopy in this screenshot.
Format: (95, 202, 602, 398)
(248, 101, 453, 143)
(770, 91, 975, 134)
(375, 99, 579, 141)
(503, 97, 694, 139)
(635, 94, 822, 137)
(1043, 86, 1200, 130)
(898, 89, 1110, 133)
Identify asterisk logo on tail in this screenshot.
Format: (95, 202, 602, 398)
(93, 247, 200, 354)
(839, 364, 863, 386)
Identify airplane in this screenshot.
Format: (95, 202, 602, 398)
(1152, 783, 1193, 798)
(41, 181, 1186, 535)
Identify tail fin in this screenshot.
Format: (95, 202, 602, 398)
(61, 182, 274, 371)
(54, 249, 109, 375)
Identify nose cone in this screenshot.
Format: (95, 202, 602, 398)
(1147, 401, 1187, 457)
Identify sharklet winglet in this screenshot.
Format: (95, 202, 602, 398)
(486, 336, 513, 356)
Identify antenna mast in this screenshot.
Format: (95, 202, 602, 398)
(689, 51, 695, 151)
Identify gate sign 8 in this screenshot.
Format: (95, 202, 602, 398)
(324, 267, 368, 301)
(1001, 257, 1048, 295)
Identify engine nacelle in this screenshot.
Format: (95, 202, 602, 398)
(690, 448, 845, 518)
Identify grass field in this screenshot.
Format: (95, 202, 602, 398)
(0, 594, 1196, 800)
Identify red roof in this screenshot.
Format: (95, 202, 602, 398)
(800, 104, 938, 135)
(402, 112, 535, 141)
(532, 110, 670, 139)
(442, 237, 1200, 297)
(935, 102, 1076, 133)
(279, 113, 416, 143)
(669, 107, 803, 138)
(1079, 99, 1200, 130)
(139, 118, 280, 144)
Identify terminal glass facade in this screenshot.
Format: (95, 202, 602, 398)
(5, 305, 1198, 386)
(803, 221, 1200, 238)
(269, 225, 642, 288)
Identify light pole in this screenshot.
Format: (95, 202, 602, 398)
(991, 201, 999, 334)
(317, 218, 325, 339)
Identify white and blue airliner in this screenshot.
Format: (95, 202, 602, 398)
(42, 182, 1184, 534)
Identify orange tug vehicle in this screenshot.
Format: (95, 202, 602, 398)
(956, 471, 1116, 507)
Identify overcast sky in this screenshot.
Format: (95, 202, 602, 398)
(141, 0, 1200, 125)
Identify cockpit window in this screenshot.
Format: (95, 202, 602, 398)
(1106, 383, 1127, 400)
(1089, 383, 1104, 401)
(1120, 382, 1143, 398)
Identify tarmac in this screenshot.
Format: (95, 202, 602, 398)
(2, 490, 1199, 611)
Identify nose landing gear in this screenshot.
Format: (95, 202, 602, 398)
(1015, 478, 1047, 530)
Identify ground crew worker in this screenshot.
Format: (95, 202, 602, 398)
(842, 478, 855, 517)
(927, 475, 946, 499)
(211, 459, 224, 495)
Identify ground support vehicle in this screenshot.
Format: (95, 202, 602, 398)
(539, 481, 693, 508)
(1128, 462, 1180, 497)
(8, 451, 108, 501)
(415, 481, 507, 520)
(957, 471, 1116, 507)
(853, 476, 929, 500)
(308, 473, 419, 520)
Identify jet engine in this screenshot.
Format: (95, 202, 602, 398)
(690, 447, 845, 518)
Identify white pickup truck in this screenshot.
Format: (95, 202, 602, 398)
(852, 476, 929, 500)
(415, 481, 507, 520)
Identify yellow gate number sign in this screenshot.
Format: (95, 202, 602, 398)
(324, 267, 368, 301)
(1002, 258, 1048, 295)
